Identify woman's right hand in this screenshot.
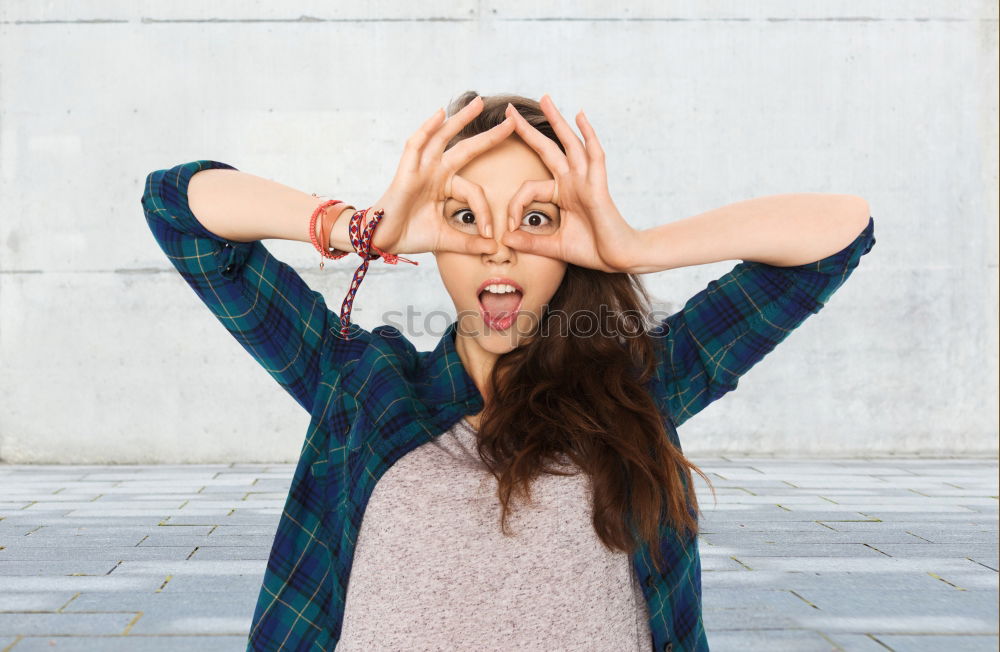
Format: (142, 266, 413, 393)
(361, 96, 517, 256)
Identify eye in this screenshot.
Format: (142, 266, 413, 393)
(449, 208, 476, 231)
(449, 208, 478, 228)
(520, 210, 555, 229)
(454, 209, 475, 224)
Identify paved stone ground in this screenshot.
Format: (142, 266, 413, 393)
(0, 458, 996, 652)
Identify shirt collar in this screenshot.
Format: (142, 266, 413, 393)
(420, 320, 485, 410)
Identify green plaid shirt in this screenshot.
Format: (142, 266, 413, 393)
(141, 159, 876, 651)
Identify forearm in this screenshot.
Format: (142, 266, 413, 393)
(186, 168, 355, 249)
(629, 193, 871, 274)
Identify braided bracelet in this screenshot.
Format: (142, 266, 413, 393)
(308, 197, 418, 339)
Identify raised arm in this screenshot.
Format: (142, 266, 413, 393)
(640, 195, 876, 427)
(140, 159, 371, 414)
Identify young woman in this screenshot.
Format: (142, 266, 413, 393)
(141, 91, 875, 651)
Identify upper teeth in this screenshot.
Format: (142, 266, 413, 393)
(483, 283, 518, 294)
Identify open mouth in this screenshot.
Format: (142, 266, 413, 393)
(477, 280, 524, 331)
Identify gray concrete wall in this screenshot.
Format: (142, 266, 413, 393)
(1, 1, 996, 462)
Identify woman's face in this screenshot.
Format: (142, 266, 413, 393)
(434, 136, 568, 355)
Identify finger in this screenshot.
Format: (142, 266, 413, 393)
(450, 174, 495, 239)
(501, 229, 562, 259)
(400, 107, 446, 175)
(575, 110, 608, 190)
(420, 95, 486, 167)
(506, 179, 557, 233)
(437, 225, 499, 255)
(504, 103, 571, 178)
(440, 115, 515, 172)
(539, 93, 588, 174)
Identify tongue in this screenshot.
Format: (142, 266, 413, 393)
(480, 291, 521, 315)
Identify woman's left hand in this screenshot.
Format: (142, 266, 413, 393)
(500, 94, 640, 273)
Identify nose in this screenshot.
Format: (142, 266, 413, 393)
(484, 211, 514, 263)
(484, 232, 513, 264)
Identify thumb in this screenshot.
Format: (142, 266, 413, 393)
(502, 230, 560, 258)
(437, 228, 498, 255)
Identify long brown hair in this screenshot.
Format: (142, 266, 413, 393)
(444, 91, 712, 573)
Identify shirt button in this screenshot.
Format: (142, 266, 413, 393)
(222, 242, 231, 248)
(223, 264, 234, 273)
(663, 643, 673, 652)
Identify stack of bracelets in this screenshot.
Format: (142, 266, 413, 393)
(308, 194, 418, 339)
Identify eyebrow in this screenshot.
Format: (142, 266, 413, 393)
(444, 198, 559, 209)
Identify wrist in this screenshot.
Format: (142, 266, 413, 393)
(613, 226, 645, 274)
(368, 194, 395, 221)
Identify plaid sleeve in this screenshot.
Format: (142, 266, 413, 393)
(140, 159, 368, 414)
(653, 216, 876, 427)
